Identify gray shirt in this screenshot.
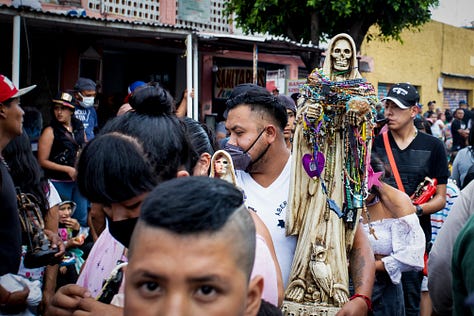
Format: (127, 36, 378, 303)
(428, 181, 474, 315)
(451, 146, 474, 188)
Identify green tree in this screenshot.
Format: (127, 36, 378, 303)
(225, 0, 438, 71)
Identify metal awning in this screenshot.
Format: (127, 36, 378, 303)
(197, 31, 322, 56)
(0, 4, 195, 39)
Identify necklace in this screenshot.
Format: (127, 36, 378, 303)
(364, 203, 378, 240)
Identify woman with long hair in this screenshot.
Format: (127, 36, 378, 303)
(38, 92, 87, 227)
(362, 155, 425, 315)
(3, 132, 64, 313)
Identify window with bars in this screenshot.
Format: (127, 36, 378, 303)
(85, 0, 231, 32)
(87, 0, 160, 22)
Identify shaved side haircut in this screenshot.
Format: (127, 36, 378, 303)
(129, 177, 256, 280)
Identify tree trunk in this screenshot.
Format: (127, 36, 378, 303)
(348, 19, 372, 53)
(300, 12, 323, 73)
(300, 51, 321, 73)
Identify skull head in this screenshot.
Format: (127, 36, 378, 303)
(331, 38, 353, 72)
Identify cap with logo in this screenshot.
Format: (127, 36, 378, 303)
(52, 92, 76, 110)
(0, 74, 36, 103)
(382, 83, 420, 109)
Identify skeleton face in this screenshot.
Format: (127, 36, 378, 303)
(331, 38, 353, 72)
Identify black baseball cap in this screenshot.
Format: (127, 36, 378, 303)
(382, 83, 420, 109)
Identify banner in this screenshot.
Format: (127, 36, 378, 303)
(214, 67, 265, 99)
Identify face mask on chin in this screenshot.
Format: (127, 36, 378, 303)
(224, 128, 267, 171)
(223, 143, 252, 171)
(106, 215, 138, 248)
(79, 93, 95, 108)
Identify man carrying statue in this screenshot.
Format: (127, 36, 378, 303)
(224, 33, 376, 316)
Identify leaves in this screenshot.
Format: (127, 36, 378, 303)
(225, 0, 439, 71)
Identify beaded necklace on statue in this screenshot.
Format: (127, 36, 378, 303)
(299, 69, 377, 224)
(299, 95, 344, 220)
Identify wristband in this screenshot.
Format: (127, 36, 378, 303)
(350, 293, 373, 312)
(415, 204, 423, 216)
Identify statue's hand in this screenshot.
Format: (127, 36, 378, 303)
(305, 100, 322, 122)
(346, 109, 363, 126)
(285, 279, 306, 303)
(345, 97, 370, 126)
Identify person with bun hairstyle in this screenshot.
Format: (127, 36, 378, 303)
(87, 82, 197, 240)
(45, 83, 195, 316)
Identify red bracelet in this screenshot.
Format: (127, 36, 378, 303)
(350, 293, 373, 312)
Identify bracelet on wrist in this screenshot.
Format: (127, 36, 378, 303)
(415, 204, 423, 216)
(350, 293, 373, 312)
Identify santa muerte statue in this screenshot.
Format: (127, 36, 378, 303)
(282, 33, 378, 315)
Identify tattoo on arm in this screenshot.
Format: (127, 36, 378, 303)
(350, 246, 366, 291)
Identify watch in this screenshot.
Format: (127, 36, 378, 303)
(415, 205, 423, 216)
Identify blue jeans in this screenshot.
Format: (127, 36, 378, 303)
(51, 180, 88, 227)
(401, 270, 423, 316)
(373, 272, 405, 316)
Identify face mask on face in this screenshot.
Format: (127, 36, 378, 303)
(223, 143, 252, 171)
(224, 128, 266, 171)
(107, 216, 138, 248)
(79, 93, 95, 108)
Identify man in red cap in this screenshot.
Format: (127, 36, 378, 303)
(0, 75, 35, 139)
(0, 74, 35, 313)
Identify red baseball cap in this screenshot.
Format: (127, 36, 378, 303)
(0, 74, 36, 103)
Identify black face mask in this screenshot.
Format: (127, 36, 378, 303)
(224, 128, 267, 171)
(107, 216, 138, 248)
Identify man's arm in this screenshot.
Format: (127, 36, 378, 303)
(418, 184, 447, 215)
(41, 203, 60, 313)
(336, 223, 375, 316)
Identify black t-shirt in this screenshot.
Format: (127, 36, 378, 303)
(462, 108, 473, 125)
(0, 163, 22, 275)
(451, 119, 467, 150)
(373, 131, 450, 243)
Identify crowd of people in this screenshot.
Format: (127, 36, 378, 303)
(1, 50, 474, 316)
